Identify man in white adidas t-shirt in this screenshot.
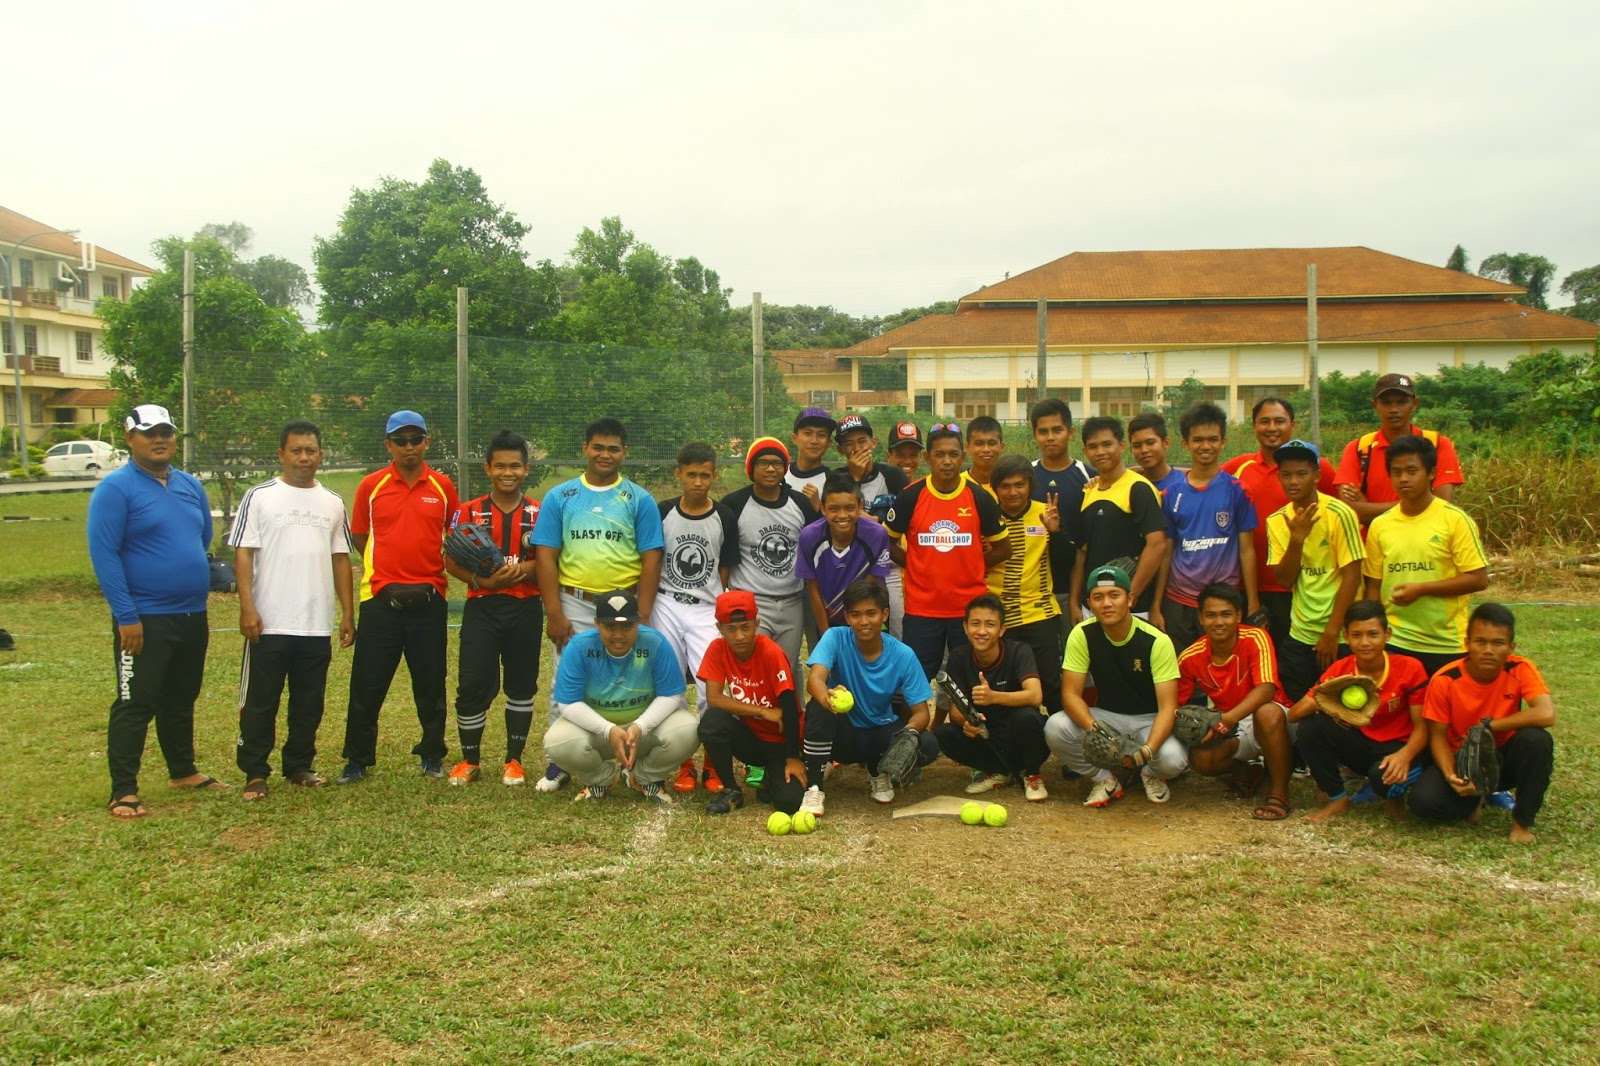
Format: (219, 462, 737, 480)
(228, 420, 355, 799)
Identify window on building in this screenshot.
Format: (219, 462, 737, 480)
(55, 407, 77, 425)
(19, 259, 33, 287)
(1016, 387, 1083, 408)
(73, 272, 89, 299)
(808, 390, 837, 408)
(1, 322, 10, 355)
(102, 275, 120, 300)
(914, 391, 935, 414)
(2, 394, 14, 423)
(943, 388, 1009, 420)
(29, 394, 44, 423)
(23, 325, 39, 356)
(1092, 386, 1156, 417)
(76, 331, 93, 362)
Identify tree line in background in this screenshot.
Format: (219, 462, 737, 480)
(91, 158, 1600, 495)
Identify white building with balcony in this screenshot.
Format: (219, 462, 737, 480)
(2, 204, 154, 444)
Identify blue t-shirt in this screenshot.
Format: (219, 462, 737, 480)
(551, 626, 686, 725)
(1149, 466, 1188, 504)
(1161, 470, 1258, 607)
(807, 625, 932, 728)
(794, 517, 892, 624)
(529, 474, 664, 594)
(87, 463, 214, 624)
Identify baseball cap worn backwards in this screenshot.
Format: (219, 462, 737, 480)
(596, 590, 640, 624)
(386, 410, 428, 434)
(1088, 564, 1132, 592)
(125, 404, 176, 432)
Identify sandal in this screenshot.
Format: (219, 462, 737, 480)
(1225, 763, 1266, 800)
(108, 798, 147, 819)
(243, 778, 269, 802)
(1252, 794, 1293, 821)
(286, 770, 324, 787)
(170, 775, 230, 791)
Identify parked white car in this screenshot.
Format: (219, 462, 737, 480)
(41, 440, 127, 477)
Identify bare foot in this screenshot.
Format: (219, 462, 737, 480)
(169, 773, 230, 791)
(1509, 821, 1536, 845)
(1383, 798, 1408, 819)
(1305, 795, 1352, 823)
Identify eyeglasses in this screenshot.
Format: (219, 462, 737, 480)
(928, 422, 961, 434)
(752, 457, 787, 469)
(388, 434, 426, 447)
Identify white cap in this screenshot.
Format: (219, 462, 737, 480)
(125, 404, 176, 432)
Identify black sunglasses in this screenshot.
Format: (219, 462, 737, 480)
(388, 433, 426, 447)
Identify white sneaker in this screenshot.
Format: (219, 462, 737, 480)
(1084, 776, 1124, 808)
(1141, 771, 1171, 804)
(964, 772, 1011, 795)
(799, 785, 826, 817)
(1023, 774, 1048, 802)
(535, 763, 569, 793)
(869, 774, 895, 804)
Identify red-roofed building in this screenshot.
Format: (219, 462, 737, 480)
(838, 247, 1597, 421)
(2, 205, 154, 444)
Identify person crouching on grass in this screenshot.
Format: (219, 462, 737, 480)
(934, 594, 1050, 802)
(1408, 603, 1556, 844)
(1174, 583, 1295, 821)
(798, 580, 939, 815)
(695, 590, 807, 816)
(1287, 600, 1429, 824)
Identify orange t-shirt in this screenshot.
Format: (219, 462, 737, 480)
(1175, 625, 1287, 710)
(1316, 652, 1429, 744)
(352, 463, 459, 600)
(1423, 655, 1549, 751)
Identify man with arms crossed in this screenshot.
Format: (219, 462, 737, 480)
(337, 410, 459, 784)
(1335, 373, 1464, 527)
(1175, 583, 1294, 821)
(231, 419, 354, 799)
(531, 417, 665, 791)
(1045, 562, 1186, 807)
(543, 591, 698, 805)
(1408, 604, 1555, 844)
(442, 430, 542, 787)
(1288, 600, 1430, 823)
(1151, 402, 1259, 655)
(1224, 398, 1337, 649)
(1265, 439, 1364, 702)
(1362, 435, 1488, 677)
(90, 403, 224, 817)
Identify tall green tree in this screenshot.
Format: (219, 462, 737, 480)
(754, 304, 880, 350)
(1445, 244, 1470, 272)
(1558, 264, 1600, 323)
(195, 222, 313, 308)
(1478, 252, 1556, 309)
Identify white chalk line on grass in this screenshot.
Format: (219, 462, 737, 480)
(1, 808, 864, 1019)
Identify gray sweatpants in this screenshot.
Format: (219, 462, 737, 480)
(755, 592, 804, 679)
(1044, 708, 1189, 781)
(544, 707, 700, 787)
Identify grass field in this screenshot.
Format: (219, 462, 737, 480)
(1, 492, 1598, 1063)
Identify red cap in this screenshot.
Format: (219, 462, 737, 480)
(715, 589, 759, 624)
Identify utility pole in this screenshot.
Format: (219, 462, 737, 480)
(1035, 297, 1048, 413)
(182, 249, 195, 468)
(456, 286, 469, 500)
(751, 292, 764, 441)
(1307, 264, 1320, 445)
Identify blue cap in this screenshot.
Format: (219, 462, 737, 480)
(794, 407, 837, 432)
(1276, 438, 1320, 465)
(385, 410, 427, 435)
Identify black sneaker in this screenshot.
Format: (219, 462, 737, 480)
(420, 758, 445, 779)
(0, 629, 14, 651)
(336, 762, 367, 785)
(706, 788, 745, 815)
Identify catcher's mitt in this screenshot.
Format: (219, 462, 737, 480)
(1173, 704, 1234, 748)
(1455, 717, 1500, 796)
(1312, 674, 1379, 728)
(1102, 555, 1138, 582)
(445, 524, 505, 579)
(878, 727, 924, 788)
(1081, 722, 1150, 771)
(1245, 606, 1272, 629)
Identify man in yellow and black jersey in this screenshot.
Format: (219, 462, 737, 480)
(1067, 416, 1168, 623)
(985, 454, 1064, 713)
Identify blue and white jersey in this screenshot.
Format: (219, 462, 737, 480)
(530, 475, 664, 593)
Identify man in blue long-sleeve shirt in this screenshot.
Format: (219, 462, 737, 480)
(88, 404, 226, 817)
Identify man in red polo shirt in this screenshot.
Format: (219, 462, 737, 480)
(1222, 396, 1336, 649)
(337, 410, 460, 784)
(1334, 373, 1464, 527)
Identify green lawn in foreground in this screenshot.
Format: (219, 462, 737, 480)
(0, 594, 1596, 1064)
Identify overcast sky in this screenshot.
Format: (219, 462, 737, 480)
(10, 0, 1598, 317)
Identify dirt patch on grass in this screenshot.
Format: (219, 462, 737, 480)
(216, 824, 278, 851)
(238, 1021, 410, 1064)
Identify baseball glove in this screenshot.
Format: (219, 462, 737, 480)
(445, 524, 505, 578)
(1455, 717, 1500, 796)
(1312, 674, 1379, 729)
(1245, 606, 1272, 629)
(878, 726, 924, 789)
(1081, 722, 1151, 772)
(1174, 704, 1234, 748)
(1102, 555, 1139, 582)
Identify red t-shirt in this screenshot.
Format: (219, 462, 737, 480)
(884, 478, 1005, 618)
(452, 494, 541, 600)
(696, 633, 798, 745)
(351, 463, 459, 600)
(1333, 426, 1464, 505)
(1315, 652, 1429, 744)
(1222, 451, 1337, 594)
(1423, 655, 1550, 751)
(1175, 625, 1287, 710)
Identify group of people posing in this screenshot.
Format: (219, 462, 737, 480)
(88, 371, 1558, 843)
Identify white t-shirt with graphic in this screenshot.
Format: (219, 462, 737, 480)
(228, 478, 353, 636)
